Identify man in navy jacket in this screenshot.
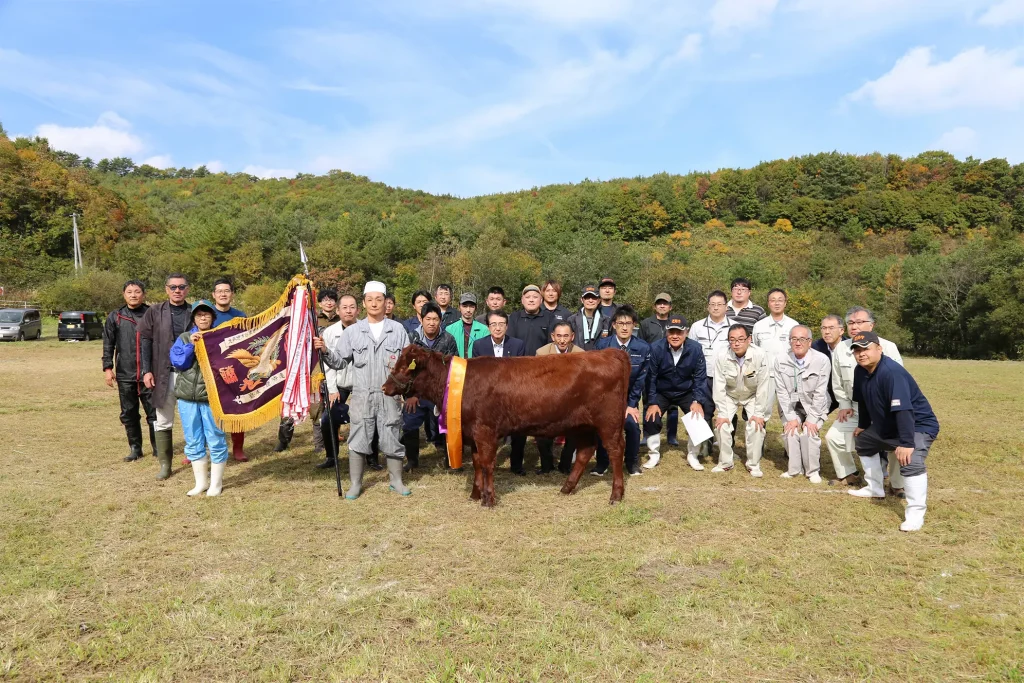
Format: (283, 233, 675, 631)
(851, 331, 939, 532)
(643, 315, 713, 471)
(594, 305, 649, 476)
(472, 310, 529, 474)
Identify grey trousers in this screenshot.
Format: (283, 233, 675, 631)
(855, 428, 934, 477)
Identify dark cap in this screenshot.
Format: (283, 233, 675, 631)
(599, 277, 616, 287)
(459, 292, 477, 305)
(581, 284, 599, 298)
(850, 331, 880, 348)
(666, 315, 689, 331)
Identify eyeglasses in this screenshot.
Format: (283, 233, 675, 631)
(614, 321, 633, 326)
(790, 337, 812, 343)
(847, 319, 871, 325)
(167, 284, 189, 291)
(728, 338, 748, 344)
(488, 322, 507, 328)
(732, 286, 750, 291)
(708, 302, 726, 307)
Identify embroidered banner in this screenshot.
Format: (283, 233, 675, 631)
(194, 275, 323, 432)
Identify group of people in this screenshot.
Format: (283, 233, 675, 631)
(102, 273, 940, 530)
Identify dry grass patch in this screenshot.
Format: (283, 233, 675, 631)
(1, 342, 1023, 681)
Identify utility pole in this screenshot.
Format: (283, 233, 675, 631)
(70, 213, 82, 273)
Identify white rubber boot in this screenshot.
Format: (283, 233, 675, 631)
(643, 433, 661, 469)
(207, 461, 226, 497)
(899, 474, 927, 532)
(187, 457, 209, 496)
(849, 455, 885, 498)
(686, 443, 705, 471)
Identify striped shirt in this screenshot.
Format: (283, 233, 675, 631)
(726, 300, 766, 334)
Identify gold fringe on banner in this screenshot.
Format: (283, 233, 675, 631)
(195, 274, 324, 432)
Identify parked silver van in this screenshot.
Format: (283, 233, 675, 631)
(0, 309, 43, 341)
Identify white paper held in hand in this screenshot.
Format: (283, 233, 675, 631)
(682, 410, 714, 446)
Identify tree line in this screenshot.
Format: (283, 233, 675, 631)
(1, 125, 1022, 359)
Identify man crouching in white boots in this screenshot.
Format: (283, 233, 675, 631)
(849, 331, 940, 532)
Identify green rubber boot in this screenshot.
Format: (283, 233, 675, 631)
(154, 430, 173, 481)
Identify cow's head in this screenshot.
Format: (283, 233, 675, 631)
(382, 345, 436, 398)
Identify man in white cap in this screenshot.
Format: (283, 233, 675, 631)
(314, 281, 412, 499)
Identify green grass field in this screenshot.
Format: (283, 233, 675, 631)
(1, 337, 1023, 681)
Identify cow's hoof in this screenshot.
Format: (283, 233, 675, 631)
(470, 488, 481, 500)
(560, 483, 577, 495)
(609, 491, 624, 505)
(481, 496, 496, 508)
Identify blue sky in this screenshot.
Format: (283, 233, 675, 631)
(1, 0, 1023, 196)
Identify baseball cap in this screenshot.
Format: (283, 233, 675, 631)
(459, 292, 478, 305)
(581, 284, 599, 298)
(190, 299, 215, 315)
(522, 284, 540, 295)
(654, 292, 672, 304)
(850, 331, 879, 348)
(599, 277, 616, 287)
(665, 315, 689, 331)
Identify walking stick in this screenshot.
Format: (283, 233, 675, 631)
(305, 282, 343, 497)
(298, 243, 342, 496)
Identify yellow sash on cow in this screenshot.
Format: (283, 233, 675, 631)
(445, 356, 467, 468)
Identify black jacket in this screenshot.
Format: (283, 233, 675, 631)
(102, 303, 150, 382)
(410, 328, 459, 356)
(812, 337, 843, 413)
(507, 309, 552, 356)
(542, 304, 572, 325)
(639, 315, 669, 344)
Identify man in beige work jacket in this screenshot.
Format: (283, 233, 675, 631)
(712, 323, 774, 477)
(774, 326, 831, 483)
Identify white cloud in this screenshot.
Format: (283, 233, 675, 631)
(933, 127, 979, 157)
(141, 154, 173, 168)
(848, 46, 1024, 114)
(710, 0, 778, 33)
(663, 33, 702, 65)
(35, 112, 145, 159)
(201, 160, 226, 173)
(978, 0, 1024, 25)
(469, 0, 631, 23)
(243, 165, 297, 179)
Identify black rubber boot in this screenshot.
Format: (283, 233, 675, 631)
(402, 430, 420, 473)
(124, 422, 144, 462)
(273, 419, 294, 453)
(148, 422, 157, 458)
(154, 430, 173, 480)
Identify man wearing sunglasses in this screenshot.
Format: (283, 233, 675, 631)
(139, 273, 192, 481)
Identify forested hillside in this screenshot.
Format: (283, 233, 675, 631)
(2, 127, 1023, 359)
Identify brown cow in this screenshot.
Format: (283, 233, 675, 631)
(382, 345, 630, 507)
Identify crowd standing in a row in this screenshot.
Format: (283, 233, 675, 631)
(103, 274, 939, 530)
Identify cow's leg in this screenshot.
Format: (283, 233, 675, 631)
(474, 429, 499, 507)
(598, 423, 627, 504)
(471, 447, 483, 500)
(561, 430, 597, 495)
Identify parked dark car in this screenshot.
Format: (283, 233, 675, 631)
(58, 311, 104, 341)
(0, 308, 42, 341)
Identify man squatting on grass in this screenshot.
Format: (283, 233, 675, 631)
(850, 331, 939, 531)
